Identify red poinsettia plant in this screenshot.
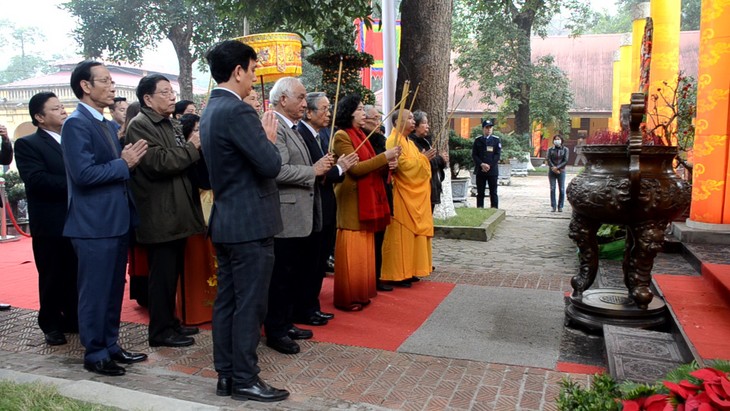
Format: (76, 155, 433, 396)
(621, 367, 730, 411)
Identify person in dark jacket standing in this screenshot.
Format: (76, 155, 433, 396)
(409, 110, 448, 213)
(125, 74, 206, 348)
(15, 92, 79, 345)
(547, 135, 569, 212)
(1, 123, 13, 311)
(472, 119, 501, 208)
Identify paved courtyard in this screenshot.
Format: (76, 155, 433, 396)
(1, 172, 661, 410)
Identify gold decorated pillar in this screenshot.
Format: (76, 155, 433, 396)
(631, 3, 650, 93)
(611, 51, 621, 131)
(688, 0, 730, 226)
(646, 0, 680, 134)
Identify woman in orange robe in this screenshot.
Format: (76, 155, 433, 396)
(381, 109, 434, 286)
(331, 95, 400, 311)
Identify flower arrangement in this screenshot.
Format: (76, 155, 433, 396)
(557, 361, 730, 411)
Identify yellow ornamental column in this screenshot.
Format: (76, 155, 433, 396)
(631, 3, 650, 93)
(619, 34, 633, 112)
(647, 0, 680, 135)
(688, 0, 730, 226)
(611, 51, 621, 131)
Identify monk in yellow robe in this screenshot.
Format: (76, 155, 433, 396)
(381, 109, 434, 285)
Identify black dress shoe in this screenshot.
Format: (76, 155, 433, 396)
(314, 310, 334, 320)
(393, 280, 412, 288)
(111, 349, 148, 364)
(45, 330, 67, 346)
(266, 336, 300, 354)
(376, 282, 394, 292)
(408, 276, 421, 283)
(216, 377, 232, 396)
(295, 315, 328, 326)
(232, 377, 289, 402)
(287, 325, 313, 340)
(174, 325, 199, 336)
(84, 358, 125, 376)
(149, 334, 195, 347)
(0, 303, 10, 311)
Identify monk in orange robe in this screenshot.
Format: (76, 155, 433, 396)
(381, 109, 434, 286)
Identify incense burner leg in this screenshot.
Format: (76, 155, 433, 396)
(568, 214, 601, 298)
(623, 220, 666, 309)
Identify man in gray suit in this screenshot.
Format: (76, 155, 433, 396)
(264, 77, 334, 355)
(200, 40, 288, 402)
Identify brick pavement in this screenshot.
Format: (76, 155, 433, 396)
(0, 174, 624, 410)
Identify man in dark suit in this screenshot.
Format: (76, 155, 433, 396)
(200, 40, 288, 402)
(472, 119, 501, 208)
(295, 92, 358, 325)
(264, 77, 334, 355)
(14, 92, 78, 345)
(62, 60, 149, 377)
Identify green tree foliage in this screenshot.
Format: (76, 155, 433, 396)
(452, 0, 590, 136)
(215, 0, 376, 103)
(0, 55, 57, 84)
(62, 0, 240, 100)
(0, 25, 56, 84)
(530, 56, 572, 135)
(586, 0, 701, 34)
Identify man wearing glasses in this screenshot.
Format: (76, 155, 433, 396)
(125, 74, 206, 348)
(62, 60, 148, 376)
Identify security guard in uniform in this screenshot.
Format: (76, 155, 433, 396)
(472, 119, 501, 208)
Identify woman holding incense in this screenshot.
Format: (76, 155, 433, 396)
(331, 94, 400, 311)
(380, 109, 434, 287)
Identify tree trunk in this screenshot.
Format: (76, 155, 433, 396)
(512, 8, 535, 136)
(396, 0, 456, 218)
(168, 23, 195, 101)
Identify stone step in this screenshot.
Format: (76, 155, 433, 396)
(701, 263, 730, 303)
(603, 324, 692, 384)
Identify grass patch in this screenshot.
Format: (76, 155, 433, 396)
(528, 167, 549, 175)
(0, 380, 117, 411)
(434, 207, 497, 227)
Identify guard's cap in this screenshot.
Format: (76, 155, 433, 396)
(482, 119, 494, 128)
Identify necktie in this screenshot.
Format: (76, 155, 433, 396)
(98, 119, 119, 158)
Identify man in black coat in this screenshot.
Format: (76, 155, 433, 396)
(472, 119, 501, 208)
(14, 92, 79, 345)
(200, 39, 288, 402)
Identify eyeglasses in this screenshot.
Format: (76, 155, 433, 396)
(92, 77, 116, 87)
(152, 90, 177, 98)
(47, 105, 65, 112)
(313, 104, 332, 112)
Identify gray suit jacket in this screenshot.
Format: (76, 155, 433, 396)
(199, 88, 282, 243)
(273, 115, 321, 238)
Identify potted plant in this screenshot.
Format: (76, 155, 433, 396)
(447, 130, 474, 202)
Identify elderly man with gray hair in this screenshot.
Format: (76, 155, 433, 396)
(264, 77, 335, 355)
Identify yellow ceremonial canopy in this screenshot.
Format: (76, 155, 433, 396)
(235, 32, 302, 83)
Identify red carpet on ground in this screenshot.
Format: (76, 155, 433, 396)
(314, 277, 455, 351)
(655, 272, 730, 361)
(2, 238, 455, 351)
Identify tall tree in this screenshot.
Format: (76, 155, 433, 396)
(395, 0, 454, 217)
(452, 0, 590, 135)
(63, 0, 239, 100)
(0, 25, 56, 84)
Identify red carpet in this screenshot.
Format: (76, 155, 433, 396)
(313, 277, 455, 351)
(655, 272, 730, 361)
(2, 238, 454, 351)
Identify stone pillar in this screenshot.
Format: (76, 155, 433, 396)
(619, 34, 633, 112)
(688, 0, 730, 226)
(631, 3, 651, 93)
(611, 51, 621, 131)
(646, 0, 681, 134)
